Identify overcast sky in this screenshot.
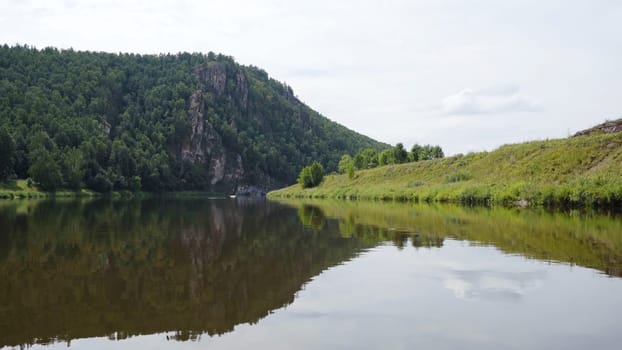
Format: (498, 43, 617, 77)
(1, 0, 621, 155)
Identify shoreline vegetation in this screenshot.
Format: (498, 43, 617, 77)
(268, 131, 622, 209)
(0, 180, 224, 199)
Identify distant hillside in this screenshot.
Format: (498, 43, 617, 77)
(0, 45, 387, 193)
(270, 126, 622, 208)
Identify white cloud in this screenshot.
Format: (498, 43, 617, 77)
(441, 85, 541, 116)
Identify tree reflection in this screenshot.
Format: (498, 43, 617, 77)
(0, 199, 373, 348)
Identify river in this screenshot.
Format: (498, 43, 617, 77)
(0, 198, 621, 349)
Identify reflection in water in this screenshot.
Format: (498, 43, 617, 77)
(442, 269, 546, 301)
(0, 199, 621, 349)
(282, 199, 622, 277)
(0, 199, 373, 348)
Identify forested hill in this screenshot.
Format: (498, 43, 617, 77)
(0, 45, 387, 193)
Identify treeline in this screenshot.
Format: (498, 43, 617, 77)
(0, 45, 386, 192)
(337, 143, 444, 176)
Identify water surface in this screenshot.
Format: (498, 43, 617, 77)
(1, 199, 621, 349)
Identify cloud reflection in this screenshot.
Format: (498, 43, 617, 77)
(443, 269, 546, 302)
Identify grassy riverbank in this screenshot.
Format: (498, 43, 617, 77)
(0, 180, 99, 199)
(0, 179, 224, 199)
(269, 132, 622, 208)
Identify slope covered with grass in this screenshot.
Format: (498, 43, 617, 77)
(269, 132, 622, 208)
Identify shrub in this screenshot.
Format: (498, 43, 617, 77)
(445, 171, 472, 183)
(298, 161, 324, 188)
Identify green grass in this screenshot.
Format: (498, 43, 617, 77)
(269, 132, 622, 208)
(0, 179, 114, 199)
(0, 180, 227, 200)
(0, 179, 51, 199)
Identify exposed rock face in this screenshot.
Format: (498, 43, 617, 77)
(574, 118, 622, 137)
(181, 90, 208, 163)
(194, 62, 227, 96)
(182, 62, 282, 194)
(235, 70, 249, 110)
(194, 62, 249, 109)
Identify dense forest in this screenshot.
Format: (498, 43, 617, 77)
(0, 45, 387, 193)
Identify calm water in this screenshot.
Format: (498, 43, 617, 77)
(1, 198, 621, 349)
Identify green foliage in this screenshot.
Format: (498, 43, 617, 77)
(378, 149, 394, 166)
(376, 143, 437, 167)
(444, 171, 472, 183)
(410, 144, 444, 161)
(337, 154, 357, 179)
(310, 161, 324, 185)
(61, 148, 86, 190)
(353, 148, 378, 169)
(347, 163, 356, 180)
(299, 161, 325, 188)
(338, 155, 356, 180)
(392, 143, 409, 164)
(0, 127, 15, 180)
(338, 154, 353, 174)
(0, 45, 387, 192)
(28, 149, 62, 191)
(298, 167, 313, 188)
(270, 131, 622, 208)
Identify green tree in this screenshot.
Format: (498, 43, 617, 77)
(28, 131, 63, 191)
(410, 143, 444, 162)
(298, 161, 324, 188)
(378, 149, 394, 166)
(61, 148, 86, 190)
(298, 166, 313, 188)
(347, 163, 355, 179)
(309, 161, 324, 186)
(0, 127, 15, 181)
(431, 145, 444, 159)
(354, 148, 378, 169)
(28, 149, 62, 191)
(392, 143, 409, 164)
(91, 170, 113, 192)
(338, 154, 353, 174)
(410, 144, 423, 162)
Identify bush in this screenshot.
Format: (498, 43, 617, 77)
(445, 171, 472, 183)
(298, 161, 324, 188)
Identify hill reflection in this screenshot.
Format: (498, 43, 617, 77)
(283, 200, 622, 277)
(0, 199, 373, 347)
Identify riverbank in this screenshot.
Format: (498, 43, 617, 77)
(269, 132, 622, 208)
(0, 180, 225, 200)
(0, 180, 97, 199)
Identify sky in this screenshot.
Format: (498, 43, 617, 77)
(1, 0, 621, 155)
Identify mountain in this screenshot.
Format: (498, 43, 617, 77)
(0, 45, 388, 193)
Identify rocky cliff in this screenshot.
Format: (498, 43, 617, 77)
(180, 62, 281, 194)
